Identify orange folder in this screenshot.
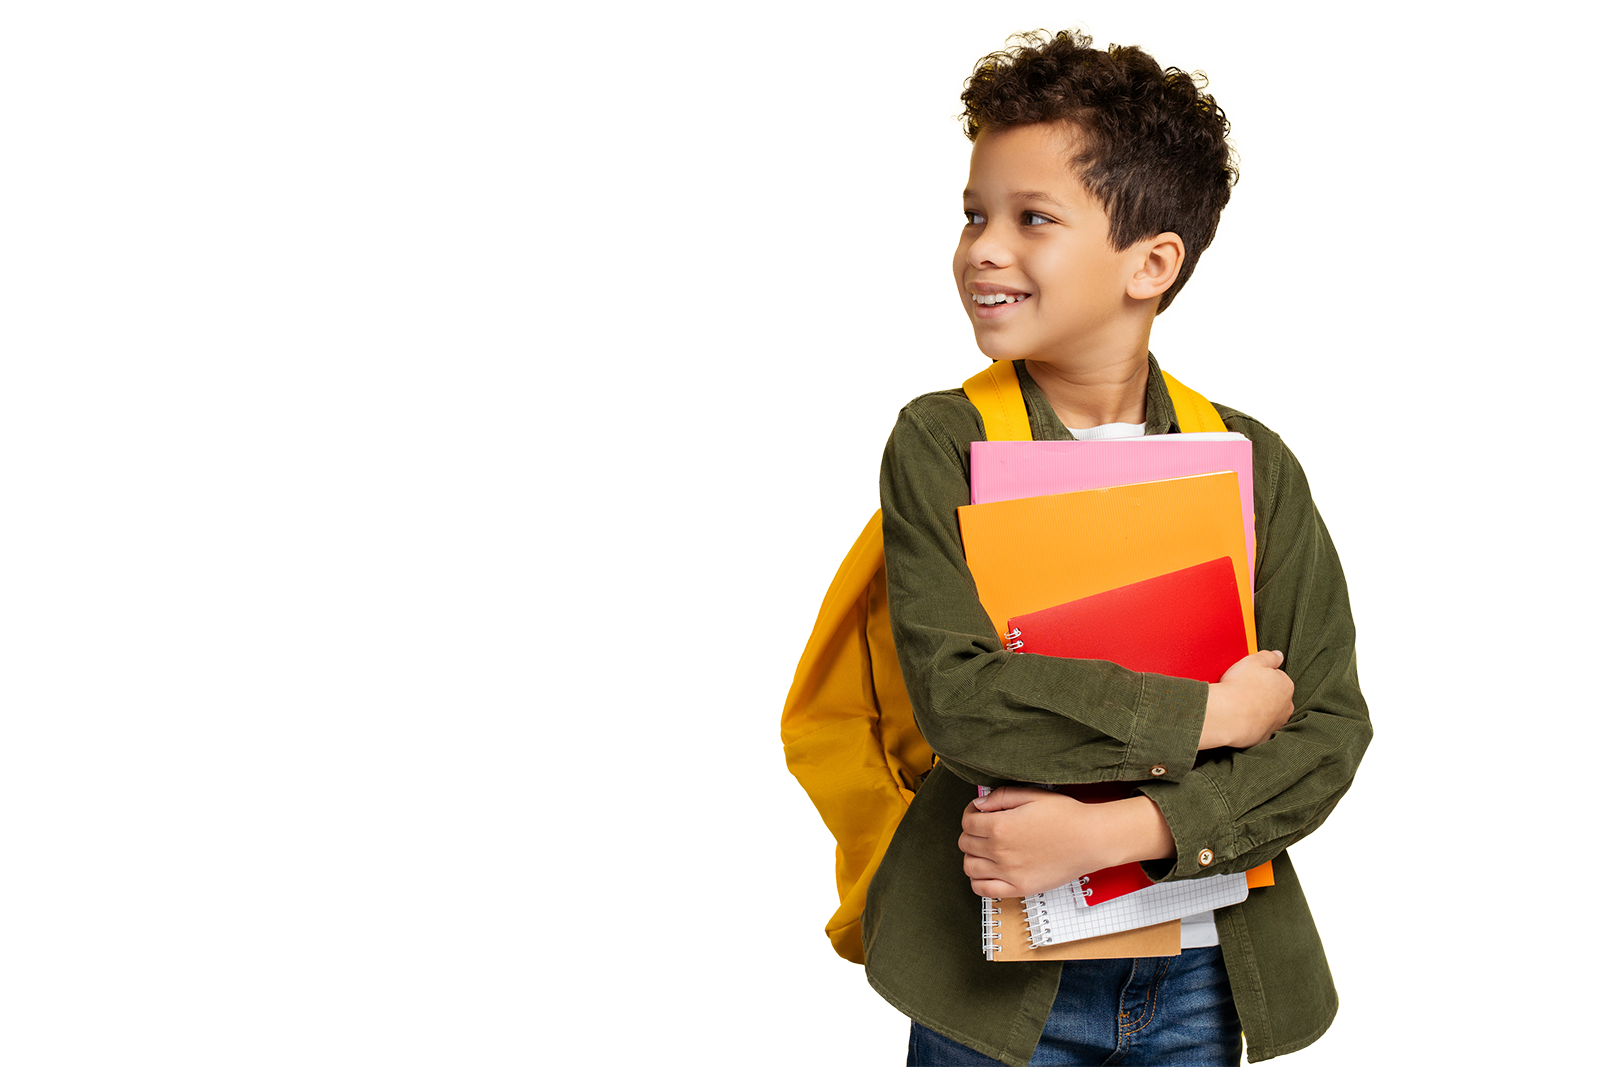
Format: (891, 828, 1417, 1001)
(957, 472, 1257, 654)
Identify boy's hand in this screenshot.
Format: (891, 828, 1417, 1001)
(1200, 649, 1295, 750)
(959, 788, 1174, 898)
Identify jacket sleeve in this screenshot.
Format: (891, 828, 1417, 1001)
(880, 395, 1209, 789)
(1136, 418, 1371, 880)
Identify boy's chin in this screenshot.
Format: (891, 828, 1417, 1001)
(971, 335, 1028, 364)
(967, 318, 1040, 362)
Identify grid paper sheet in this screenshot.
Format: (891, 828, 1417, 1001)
(1022, 872, 1249, 947)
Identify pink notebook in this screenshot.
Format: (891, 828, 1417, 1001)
(970, 436, 1255, 579)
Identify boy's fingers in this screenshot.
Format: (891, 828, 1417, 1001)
(957, 829, 992, 856)
(972, 787, 1007, 811)
(973, 785, 1043, 811)
(963, 855, 1017, 897)
(962, 852, 997, 878)
(1222, 649, 1286, 685)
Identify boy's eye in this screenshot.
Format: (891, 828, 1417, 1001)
(963, 210, 985, 225)
(1021, 211, 1052, 227)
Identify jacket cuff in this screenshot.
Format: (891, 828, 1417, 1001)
(1121, 673, 1207, 784)
(1136, 768, 1239, 881)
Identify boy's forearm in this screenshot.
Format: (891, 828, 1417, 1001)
(962, 788, 1178, 897)
(1102, 795, 1178, 866)
(911, 654, 1209, 787)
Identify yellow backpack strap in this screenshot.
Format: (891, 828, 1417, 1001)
(1161, 368, 1227, 433)
(961, 360, 1032, 442)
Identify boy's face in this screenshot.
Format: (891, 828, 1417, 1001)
(954, 123, 1149, 368)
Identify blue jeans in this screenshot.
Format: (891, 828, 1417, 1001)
(907, 947, 1242, 1066)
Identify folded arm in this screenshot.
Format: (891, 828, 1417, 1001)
(880, 393, 1371, 883)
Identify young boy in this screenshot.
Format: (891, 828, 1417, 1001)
(864, 31, 1370, 1065)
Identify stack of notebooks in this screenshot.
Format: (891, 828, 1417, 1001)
(959, 433, 1273, 962)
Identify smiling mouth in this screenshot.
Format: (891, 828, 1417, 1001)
(972, 293, 1029, 306)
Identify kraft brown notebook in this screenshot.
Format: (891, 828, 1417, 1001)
(982, 896, 1179, 961)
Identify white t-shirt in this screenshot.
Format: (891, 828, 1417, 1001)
(1065, 421, 1146, 440)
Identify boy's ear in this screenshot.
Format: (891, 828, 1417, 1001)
(1126, 233, 1185, 302)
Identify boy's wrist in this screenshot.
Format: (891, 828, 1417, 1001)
(1098, 795, 1177, 867)
(1201, 681, 1236, 749)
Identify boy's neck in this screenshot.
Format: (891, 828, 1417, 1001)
(1024, 347, 1151, 429)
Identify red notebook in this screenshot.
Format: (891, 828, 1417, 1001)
(1004, 556, 1254, 905)
(1003, 556, 1248, 680)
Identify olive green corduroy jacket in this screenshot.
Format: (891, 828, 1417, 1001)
(864, 359, 1371, 1065)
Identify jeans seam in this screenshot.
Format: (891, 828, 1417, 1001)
(1120, 956, 1170, 1038)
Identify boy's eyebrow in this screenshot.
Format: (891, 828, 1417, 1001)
(1016, 190, 1068, 208)
(961, 189, 1070, 209)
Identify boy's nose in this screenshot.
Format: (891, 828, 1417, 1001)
(966, 228, 1013, 269)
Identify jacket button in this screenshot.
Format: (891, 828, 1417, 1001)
(1197, 848, 1215, 866)
(1150, 765, 1167, 777)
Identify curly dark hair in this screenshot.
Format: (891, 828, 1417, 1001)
(961, 29, 1238, 312)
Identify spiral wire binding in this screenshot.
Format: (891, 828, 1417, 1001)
(981, 897, 1003, 960)
(1003, 626, 1024, 652)
(1022, 891, 1052, 947)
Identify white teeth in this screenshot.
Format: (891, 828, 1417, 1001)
(973, 293, 1022, 305)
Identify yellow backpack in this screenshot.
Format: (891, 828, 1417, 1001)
(780, 360, 1226, 964)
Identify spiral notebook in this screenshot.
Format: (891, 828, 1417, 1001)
(1015, 872, 1250, 950)
(1002, 556, 1248, 679)
(981, 896, 1180, 962)
(976, 784, 1188, 962)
